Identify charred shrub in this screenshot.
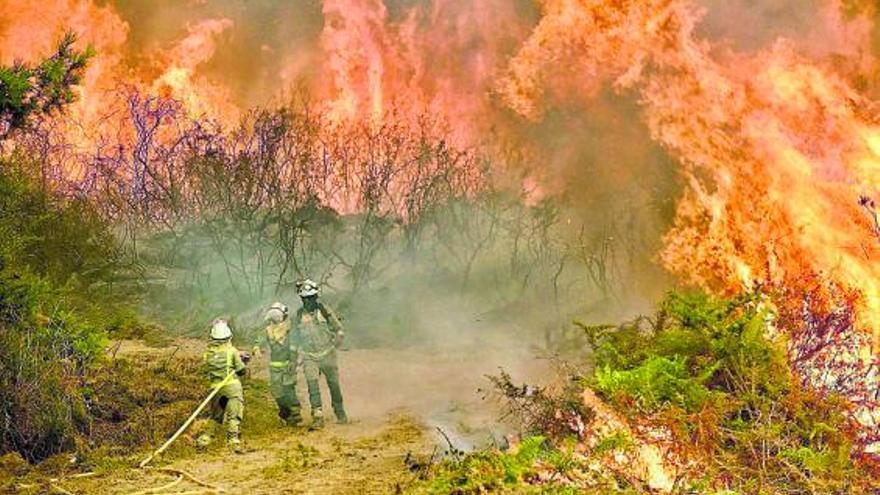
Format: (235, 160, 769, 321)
(487, 369, 593, 442)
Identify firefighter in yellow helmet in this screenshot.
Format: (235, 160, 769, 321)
(252, 301, 303, 426)
(198, 318, 247, 453)
(291, 279, 348, 428)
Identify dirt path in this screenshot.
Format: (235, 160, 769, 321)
(68, 413, 430, 494)
(61, 338, 552, 494)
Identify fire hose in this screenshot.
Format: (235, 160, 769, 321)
(138, 370, 237, 468)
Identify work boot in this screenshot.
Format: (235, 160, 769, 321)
(310, 408, 325, 430)
(286, 411, 303, 427)
(334, 408, 349, 425)
(227, 435, 243, 454)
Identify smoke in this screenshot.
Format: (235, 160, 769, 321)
(3, 0, 879, 435)
(5, 1, 878, 323)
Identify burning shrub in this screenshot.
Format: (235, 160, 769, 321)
(0, 33, 92, 139)
(772, 277, 880, 453)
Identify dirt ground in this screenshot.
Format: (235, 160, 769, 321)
(46, 338, 552, 495)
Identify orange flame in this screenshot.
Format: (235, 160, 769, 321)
(502, 0, 880, 350)
(2, 0, 880, 352)
(150, 18, 238, 123)
(0, 0, 238, 135)
(314, 0, 525, 142)
(0, 0, 128, 144)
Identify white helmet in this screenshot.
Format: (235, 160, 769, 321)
(210, 318, 232, 340)
(297, 279, 319, 298)
(265, 302, 288, 323)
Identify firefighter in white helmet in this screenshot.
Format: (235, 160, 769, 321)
(291, 279, 347, 427)
(198, 318, 248, 453)
(253, 301, 303, 426)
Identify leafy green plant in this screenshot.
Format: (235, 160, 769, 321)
(0, 157, 133, 462)
(0, 32, 93, 138)
(419, 292, 878, 493)
(594, 355, 717, 412)
(585, 291, 875, 493)
(0, 268, 108, 461)
(0, 156, 119, 288)
(592, 431, 633, 457)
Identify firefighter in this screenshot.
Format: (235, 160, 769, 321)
(197, 318, 248, 453)
(253, 301, 303, 426)
(291, 279, 348, 427)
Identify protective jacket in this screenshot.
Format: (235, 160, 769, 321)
(254, 320, 297, 365)
(204, 340, 247, 385)
(292, 303, 343, 359)
(202, 340, 247, 442)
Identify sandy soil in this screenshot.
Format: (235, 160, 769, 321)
(56, 338, 553, 494)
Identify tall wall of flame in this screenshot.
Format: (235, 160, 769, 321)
(1, 0, 879, 347)
(502, 0, 880, 349)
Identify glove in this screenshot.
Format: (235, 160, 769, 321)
(334, 331, 345, 348)
(240, 351, 252, 364)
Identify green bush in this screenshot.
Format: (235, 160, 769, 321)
(0, 33, 92, 138)
(594, 355, 717, 412)
(415, 292, 877, 493)
(0, 163, 123, 462)
(586, 291, 875, 493)
(0, 157, 119, 287)
(0, 268, 107, 461)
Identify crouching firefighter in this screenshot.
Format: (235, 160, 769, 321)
(253, 301, 303, 427)
(293, 279, 348, 427)
(197, 318, 248, 453)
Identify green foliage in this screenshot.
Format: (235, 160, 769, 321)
(0, 42, 110, 460)
(0, 33, 93, 137)
(0, 162, 130, 462)
(592, 430, 633, 457)
(416, 292, 876, 493)
(0, 156, 118, 287)
(587, 292, 787, 415)
(0, 268, 107, 461)
(594, 355, 716, 411)
(585, 291, 875, 493)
